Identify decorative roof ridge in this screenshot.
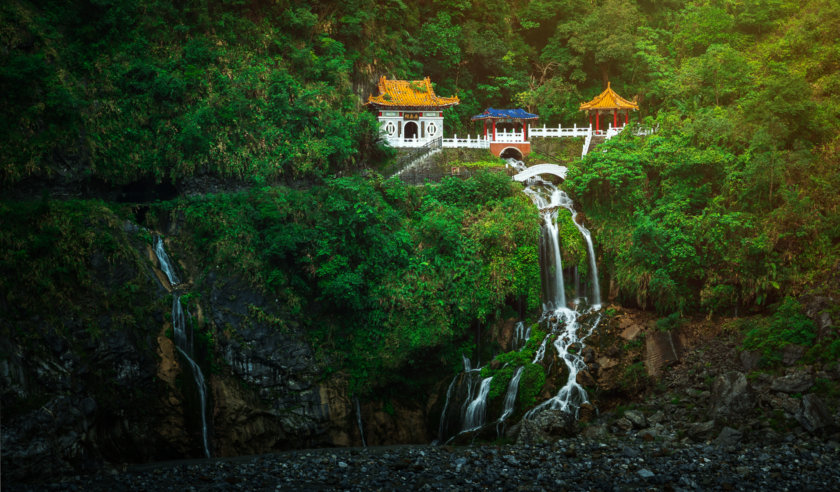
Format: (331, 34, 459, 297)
(367, 76, 460, 108)
(579, 81, 639, 111)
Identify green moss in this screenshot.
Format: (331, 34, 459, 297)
(518, 363, 546, 408)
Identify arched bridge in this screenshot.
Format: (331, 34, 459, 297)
(512, 164, 568, 182)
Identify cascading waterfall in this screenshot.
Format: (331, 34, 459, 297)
(436, 356, 491, 443)
(435, 159, 603, 441)
(354, 396, 367, 447)
(511, 159, 603, 419)
(155, 236, 180, 286)
(154, 236, 211, 458)
(462, 376, 493, 431)
(554, 190, 601, 308)
(513, 322, 531, 351)
(497, 366, 525, 425)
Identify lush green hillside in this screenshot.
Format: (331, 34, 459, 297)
(2, 0, 839, 382)
(165, 172, 541, 392)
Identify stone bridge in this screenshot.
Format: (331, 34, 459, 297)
(512, 164, 568, 182)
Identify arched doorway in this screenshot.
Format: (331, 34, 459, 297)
(500, 147, 523, 160)
(404, 121, 419, 139)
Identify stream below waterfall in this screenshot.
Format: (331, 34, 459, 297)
(436, 159, 602, 443)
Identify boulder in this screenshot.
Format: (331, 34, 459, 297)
(648, 410, 665, 426)
(615, 417, 633, 432)
(515, 409, 577, 444)
(769, 394, 802, 415)
(796, 394, 833, 433)
(581, 423, 609, 439)
(739, 350, 762, 372)
(620, 323, 643, 341)
(781, 345, 806, 366)
(770, 372, 814, 394)
(576, 370, 596, 387)
(645, 331, 680, 377)
(713, 426, 743, 447)
(687, 420, 716, 440)
(802, 295, 836, 341)
(624, 409, 647, 429)
(709, 372, 755, 419)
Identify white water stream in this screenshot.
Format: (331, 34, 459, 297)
(154, 236, 211, 458)
(435, 159, 603, 441)
(514, 159, 603, 418)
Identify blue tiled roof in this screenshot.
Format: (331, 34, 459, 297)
(470, 108, 539, 120)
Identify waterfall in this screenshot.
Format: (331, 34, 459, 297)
(435, 158, 603, 441)
(172, 296, 211, 458)
(153, 237, 211, 458)
(354, 396, 367, 447)
(554, 191, 601, 308)
(154, 236, 180, 286)
(176, 348, 210, 458)
(512, 159, 603, 419)
(513, 322, 530, 351)
(436, 374, 459, 443)
(498, 366, 524, 424)
(436, 356, 485, 443)
(463, 376, 493, 431)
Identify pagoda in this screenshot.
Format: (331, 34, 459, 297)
(579, 82, 639, 132)
(367, 76, 459, 147)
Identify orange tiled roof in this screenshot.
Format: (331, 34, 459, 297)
(367, 76, 459, 109)
(579, 82, 639, 111)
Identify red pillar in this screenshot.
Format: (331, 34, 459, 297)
(484, 120, 487, 138)
(625, 110, 629, 125)
(522, 121, 527, 141)
(596, 113, 600, 132)
(613, 110, 618, 128)
(492, 120, 496, 141)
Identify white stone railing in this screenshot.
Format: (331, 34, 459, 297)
(383, 136, 440, 148)
(385, 124, 657, 150)
(581, 131, 593, 158)
(442, 134, 490, 148)
(529, 124, 591, 138)
(493, 129, 527, 143)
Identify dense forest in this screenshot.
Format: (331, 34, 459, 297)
(3, 0, 838, 354)
(2, 0, 840, 480)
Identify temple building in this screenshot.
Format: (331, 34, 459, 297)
(579, 82, 639, 132)
(471, 108, 539, 158)
(367, 76, 459, 147)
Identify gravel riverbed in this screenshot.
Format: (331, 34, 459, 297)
(9, 436, 840, 491)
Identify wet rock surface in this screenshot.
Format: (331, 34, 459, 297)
(9, 437, 840, 491)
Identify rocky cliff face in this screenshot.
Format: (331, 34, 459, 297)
(1, 211, 439, 483)
(1, 220, 177, 481)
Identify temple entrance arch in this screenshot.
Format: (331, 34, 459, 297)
(499, 147, 523, 160)
(404, 121, 419, 139)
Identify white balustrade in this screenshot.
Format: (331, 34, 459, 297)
(388, 123, 655, 150)
(528, 123, 592, 138)
(442, 134, 490, 149)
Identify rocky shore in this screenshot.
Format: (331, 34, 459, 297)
(8, 433, 840, 491)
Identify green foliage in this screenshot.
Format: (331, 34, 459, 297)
(479, 324, 548, 412)
(655, 312, 684, 333)
(174, 172, 540, 393)
(517, 363, 547, 409)
(1, 1, 386, 186)
(620, 361, 648, 392)
(3, 0, 839, 405)
(740, 297, 817, 365)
